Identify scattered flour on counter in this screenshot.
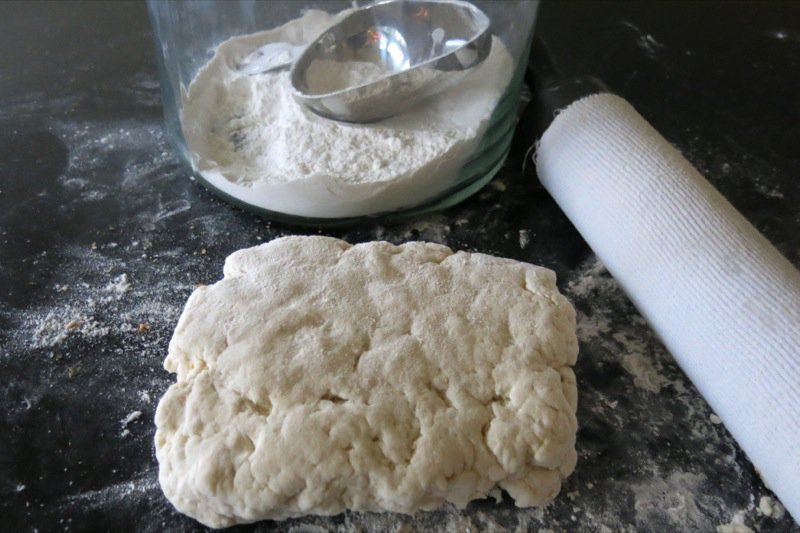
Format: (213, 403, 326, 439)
(399, 217, 453, 243)
(62, 471, 160, 509)
(566, 258, 621, 300)
(575, 312, 612, 340)
(7, 244, 191, 352)
(519, 229, 531, 249)
(632, 471, 710, 530)
(32, 310, 111, 349)
(181, 10, 513, 218)
(567, 259, 672, 393)
(757, 495, 785, 519)
(716, 510, 753, 533)
(755, 182, 784, 199)
(105, 273, 131, 296)
(121, 410, 143, 438)
(489, 179, 507, 192)
(621, 352, 668, 394)
(121, 410, 142, 427)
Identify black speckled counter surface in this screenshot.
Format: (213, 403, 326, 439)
(1, 1, 799, 531)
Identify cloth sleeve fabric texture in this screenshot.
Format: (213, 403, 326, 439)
(535, 93, 800, 522)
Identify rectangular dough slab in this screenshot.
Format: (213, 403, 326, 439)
(155, 236, 579, 528)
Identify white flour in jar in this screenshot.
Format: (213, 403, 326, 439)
(181, 10, 513, 218)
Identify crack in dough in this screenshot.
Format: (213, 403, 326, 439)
(155, 236, 579, 528)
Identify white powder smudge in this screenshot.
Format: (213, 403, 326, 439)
(120, 410, 143, 438)
(62, 472, 159, 509)
(287, 525, 329, 533)
(153, 199, 192, 222)
(105, 273, 131, 296)
(575, 312, 611, 340)
(621, 21, 665, 59)
(518, 229, 531, 249)
(566, 258, 634, 349)
(755, 182, 784, 199)
(757, 495, 785, 519)
(395, 217, 452, 244)
(7, 242, 193, 354)
(566, 258, 620, 298)
(566, 260, 673, 393)
(53, 121, 172, 201)
(622, 352, 668, 393)
(639, 33, 664, 56)
(612, 330, 669, 393)
(31, 309, 111, 349)
(490, 180, 507, 192)
(632, 471, 710, 530)
(716, 510, 753, 533)
(121, 410, 142, 427)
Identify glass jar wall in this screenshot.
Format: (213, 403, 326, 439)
(147, 0, 539, 225)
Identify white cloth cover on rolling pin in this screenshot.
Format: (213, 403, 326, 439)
(535, 93, 800, 521)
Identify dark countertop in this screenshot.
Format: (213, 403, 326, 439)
(1, 1, 798, 531)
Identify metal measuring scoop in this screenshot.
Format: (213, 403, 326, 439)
(291, 0, 491, 122)
(236, 1, 490, 122)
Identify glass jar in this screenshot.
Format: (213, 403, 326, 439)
(147, 0, 539, 225)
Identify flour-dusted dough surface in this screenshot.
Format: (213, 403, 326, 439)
(155, 236, 579, 528)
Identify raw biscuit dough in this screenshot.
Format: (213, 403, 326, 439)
(155, 236, 579, 528)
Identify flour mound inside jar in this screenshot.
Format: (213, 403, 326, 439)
(180, 10, 513, 218)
